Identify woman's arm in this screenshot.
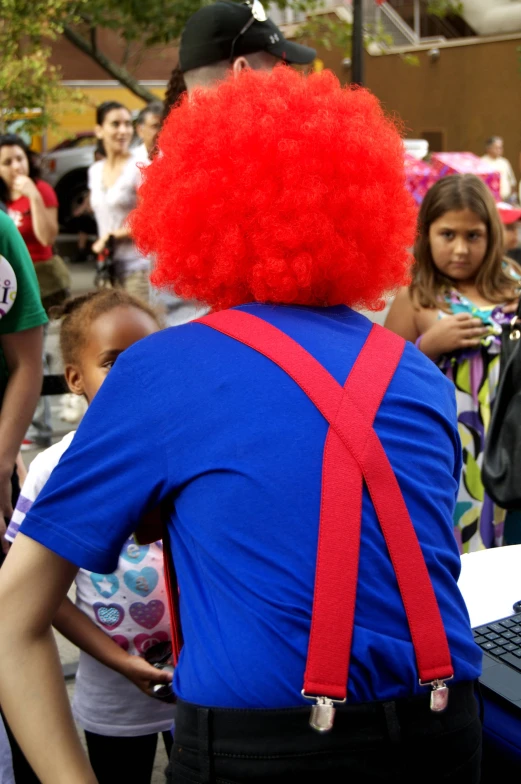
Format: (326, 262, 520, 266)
(384, 287, 420, 343)
(0, 326, 43, 552)
(91, 226, 131, 255)
(0, 534, 96, 783)
(507, 159, 517, 190)
(112, 226, 131, 240)
(71, 192, 91, 218)
(0, 326, 44, 470)
(13, 176, 58, 248)
(16, 452, 27, 485)
(54, 596, 172, 694)
(30, 201, 58, 249)
(385, 290, 487, 361)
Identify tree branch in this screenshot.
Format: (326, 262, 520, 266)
(122, 39, 131, 67)
(90, 26, 97, 55)
(63, 25, 156, 103)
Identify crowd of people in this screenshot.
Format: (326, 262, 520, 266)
(0, 1, 519, 782)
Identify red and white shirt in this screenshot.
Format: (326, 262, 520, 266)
(7, 180, 58, 262)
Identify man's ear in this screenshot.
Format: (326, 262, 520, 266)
(232, 57, 250, 75)
(64, 365, 84, 397)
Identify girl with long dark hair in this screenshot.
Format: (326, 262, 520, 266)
(386, 174, 521, 551)
(0, 135, 69, 447)
(89, 102, 150, 302)
(0, 135, 67, 312)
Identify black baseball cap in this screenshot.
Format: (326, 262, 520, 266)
(179, 0, 316, 73)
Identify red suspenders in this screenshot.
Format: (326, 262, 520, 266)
(164, 309, 454, 730)
(163, 527, 184, 667)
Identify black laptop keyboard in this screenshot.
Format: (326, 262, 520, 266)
(473, 613, 521, 673)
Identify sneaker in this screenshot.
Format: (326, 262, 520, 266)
(60, 393, 87, 424)
(21, 435, 52, 451)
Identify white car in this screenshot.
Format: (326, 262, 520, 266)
(40, 133, 97, 229)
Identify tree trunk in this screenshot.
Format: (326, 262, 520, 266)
(63, 25, 157, 103)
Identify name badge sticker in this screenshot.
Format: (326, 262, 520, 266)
(0, 256, 18, 318)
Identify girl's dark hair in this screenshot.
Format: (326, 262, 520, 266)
(50, 289, 161, 367)
(96, 101, 128, 126)
(95, 101, 130, 157)
(94, 140, 105, 161)
(0, 134, 40, 204)
(162, 64, 187, 123)
(412, 174, 518, 310)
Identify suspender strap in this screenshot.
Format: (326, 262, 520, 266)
(163, 528, 184, 665)
(198, 309, 453, 700)
(305, 325, 411, 699)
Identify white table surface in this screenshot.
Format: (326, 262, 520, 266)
(458, 545, 521, 628)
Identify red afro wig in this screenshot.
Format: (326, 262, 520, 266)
(131, 66, 416, 310)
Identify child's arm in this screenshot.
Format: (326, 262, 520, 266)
(7, 443, 171, 697)
(0, 327, 44, 553)
(16, 452, 27, 486)
(0, 535, 96, 784)
(53, 596, 172, 695)
(384, 288, 420, 343)
(385, 288, 488, 360)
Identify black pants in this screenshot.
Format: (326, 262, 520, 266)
(86, 729, 173, 784)
(168, 682, 482, 783)
(2, 708, 39, 784)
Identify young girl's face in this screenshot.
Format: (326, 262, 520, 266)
(96, 108, 133, 157)
(428, 208, 488, 284)
(66, 306, 158, 403)
(0, 145, 29, 190)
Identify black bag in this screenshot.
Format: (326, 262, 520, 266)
(482, 301, 521, 508)
(94, 234, 116, 289)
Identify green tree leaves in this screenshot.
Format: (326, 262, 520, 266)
(0, 0, 460, 133)
(0, 0, 84, 133)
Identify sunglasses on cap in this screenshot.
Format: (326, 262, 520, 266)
(229, 0, 268, 62)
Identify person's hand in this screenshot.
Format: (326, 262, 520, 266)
(0, 469, 13, 556)
(119, 654, 173, 696)
(92, 235, 109, 255)
(502, 299, 520, 315)
(419, 313, 488, 360)
(0, 518, 9, 556)
(12, 175, 38, 200)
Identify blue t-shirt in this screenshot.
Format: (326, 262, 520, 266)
(20, 304, 481, 708)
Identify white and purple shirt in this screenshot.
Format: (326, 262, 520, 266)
(7, 432, 174, 736)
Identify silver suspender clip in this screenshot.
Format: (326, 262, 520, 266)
(302, 691, 346, 732)
(419, 676, 453, 713)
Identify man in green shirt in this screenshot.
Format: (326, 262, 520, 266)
(0, 210, 47, 558)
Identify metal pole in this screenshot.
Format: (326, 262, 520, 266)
(352, 0, 364, 86)
(413, 0, 421, 39)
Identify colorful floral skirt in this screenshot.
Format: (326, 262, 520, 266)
(442, 344, 504, 553)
